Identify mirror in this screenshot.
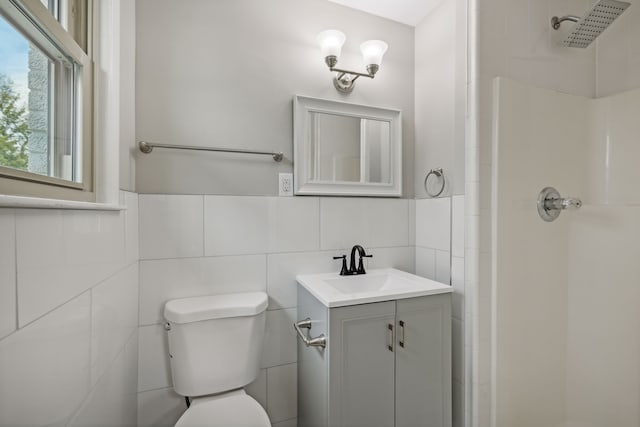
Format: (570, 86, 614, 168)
(294, 96, 402, 197)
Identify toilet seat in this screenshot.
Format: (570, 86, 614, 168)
(175, 390, 271, 427)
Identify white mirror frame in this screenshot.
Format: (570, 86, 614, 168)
(293, 95, 402, 197)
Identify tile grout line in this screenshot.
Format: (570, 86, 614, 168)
(139, 244, 416, 262)
(12, 261, 138, 332)
(201, 195, 205, 257)
(318, 198, 322, 251)
(13, 209, 19, 331)
(265, 364, 269, 417)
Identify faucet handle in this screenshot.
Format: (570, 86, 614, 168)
(356, 252, 373, 274)
(333, 255, 349, 276)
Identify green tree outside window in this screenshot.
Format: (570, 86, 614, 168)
(0, 74, 30, 170)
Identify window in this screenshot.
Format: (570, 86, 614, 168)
(0, 0, 93, 201)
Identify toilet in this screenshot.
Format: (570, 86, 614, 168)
(164, 291, 271, 427)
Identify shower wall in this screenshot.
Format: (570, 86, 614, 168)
(564, 87, 640, 427)
(492, 78, 587, 427)
(596, 0, 640, 97)
(492, 77, 640, 427)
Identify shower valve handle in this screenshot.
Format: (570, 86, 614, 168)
(544, 197, 582, 211)
(537, 187, 582, 222)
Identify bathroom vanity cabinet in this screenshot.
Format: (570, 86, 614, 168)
(297, 286, 452, 427)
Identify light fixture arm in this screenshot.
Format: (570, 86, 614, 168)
(325, 60, 378, 93)
(329, 66, 376, 80)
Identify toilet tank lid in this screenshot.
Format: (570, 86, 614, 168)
(164, 292, 268, 324)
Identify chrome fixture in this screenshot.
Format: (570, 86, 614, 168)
(333, 245, 373, 275)
(537, 187, 582, 222)
(138, 141, 284, 162)
(294, 318, 326, 348)
(424, 168, 445, 198)
(551, 0, 630, 48)
(316, 29, 388, 93)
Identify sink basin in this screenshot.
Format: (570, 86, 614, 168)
(296, 268, 452, 308)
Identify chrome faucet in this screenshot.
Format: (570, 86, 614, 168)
(333, 245, 373, 276)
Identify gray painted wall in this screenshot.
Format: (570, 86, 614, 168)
(119, 0, 137, 192)
(414, 0, 466, 198)
(135, 0, 415, 197)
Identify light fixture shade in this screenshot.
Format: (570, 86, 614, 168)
(360, 40, 388, 66)
(316, 29, 346, 58)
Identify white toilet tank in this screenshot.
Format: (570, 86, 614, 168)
(164, 292, 268, 397)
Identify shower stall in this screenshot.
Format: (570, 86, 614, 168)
(491, 78, 640, 427)
(473, 0, 640, 425)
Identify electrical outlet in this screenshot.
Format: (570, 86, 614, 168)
(279, 173, 293, 196)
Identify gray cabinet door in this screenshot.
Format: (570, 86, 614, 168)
(395, 294, 452, 427)
(329, 301, 396, 427)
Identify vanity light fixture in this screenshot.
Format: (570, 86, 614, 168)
(316, 29, 388, 93)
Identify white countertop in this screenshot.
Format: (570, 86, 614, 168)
(296, 268, 453, 308)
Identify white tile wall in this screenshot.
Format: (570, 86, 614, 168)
(139, 195, 203, 260)
(139, 255, 266, 325)
(366, 246, 416, 273)
(138, 194, 416, 426)
(415, 246, 436, 280)
(415, 197, 451, 251)
(451, 256, 465, 320)
(408, 199, 416, 246)
(452, 195, 465, 257)
(204, 196, 269, 255)
(320, 198, 410, 249)
(138, 324, 172, 392)
(435, 250, 451, 284)
(0, 293, 91, 426)
(137, 387, 185, 427)
(262, 308, 298, 368)
(267, 363, 297, 423)
(0, 192, 139, 427)
(413, 193, 466, 427)
(0, 210, 16, 339)
(122, 191, 140, 265)
(15, 209, 126, 326)
(203, 196, 320, 256)
(91, 263, 139, 384)
(273, 418, 298, 427)
(69, 333, 138, 427)
(266, 251, 337, 310)
(245, 368, 267, 410)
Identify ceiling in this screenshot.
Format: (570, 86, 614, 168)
(326, 0, 442, 26)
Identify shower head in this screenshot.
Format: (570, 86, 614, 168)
(551, 0, 630, 48)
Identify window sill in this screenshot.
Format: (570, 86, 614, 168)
(0, 195, 125, 211)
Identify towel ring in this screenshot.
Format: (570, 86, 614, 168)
(424, 168, 445, 198)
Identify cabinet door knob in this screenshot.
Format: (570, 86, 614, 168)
(398, 320, 405, 348)
(387, 323, 394, 352)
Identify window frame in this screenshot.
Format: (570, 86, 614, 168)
(0, 0, 94, 202)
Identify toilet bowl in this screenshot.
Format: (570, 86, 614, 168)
(175, 390, 270, 427)
(164, 292, 271, 427)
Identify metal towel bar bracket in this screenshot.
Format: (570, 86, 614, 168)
(138, 141, 284, 162)
(294, 318, 326, 348)
(424, 168, 445, 198)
